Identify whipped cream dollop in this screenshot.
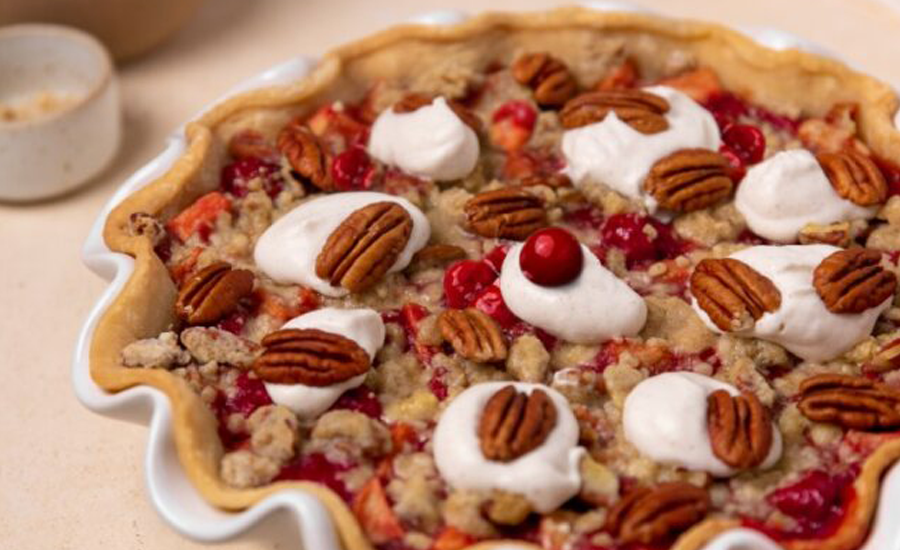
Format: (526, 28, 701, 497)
(254, 192, 430, 297)
(368, 97, 479, 181)
(692, 245, 891, 362)
(735, 150, 875, 243)
(561, 85, 721, 211)
(433, 382, 585, 513)
(624, 372, 783, 477)
(499, 243, 647, 344)
(263, 307, 385, 419)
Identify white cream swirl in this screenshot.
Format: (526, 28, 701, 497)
(735, 149, 875, 243)
(692, 245, 891, 362)
(253, 192, 430, 297)
(561, 85, 721, 211)
(624, 372, 783, 477)
(499, 243, 647, 344)
(433, 382, 584, 513)
(368, 96, 479, 181)
(263, 308, 385, 419)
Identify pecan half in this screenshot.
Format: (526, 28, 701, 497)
(559, 90, 670, 133)
(478, 385, 557, 462)
(410, 243, 467, 270)
(464, 187, 546, 240)
(690, 258, 782, 332)
(316, 202, 413, 292)
(812, 248, 896, 314)
(511, 52, 578, 108)
(439, 308, 508, 362)
(175, 261, 254, 325)
(707, 390, 773, 469)
(393, 93, 482, 133)
(818, 150, 887, 207)
(277, 119, 332, 191)
(797, 373, 900, 430)
(252, 328, 370, 386)
(606, 482, 710, 545)
(644, 149, 734, 212)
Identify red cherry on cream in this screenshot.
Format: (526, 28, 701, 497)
(519, 227, 583, 286)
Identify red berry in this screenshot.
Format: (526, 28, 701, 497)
(520, 227, 583, 286)
(492, 99, 538, 130)
(443, 260, 498, 308)
(722, 123, 766, 164)
(719, 144, 747, 183)
(275, 453, 352, 501)
(221, 158, 283, 198)
(601, 213, 687, 267)
(482, 245, 509, 274)
(332, 147, 375, 191)
(472, 285, 519, 328)
(330, 386, 382, 418)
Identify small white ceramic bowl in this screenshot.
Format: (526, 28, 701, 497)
(0, 23, 120, 202)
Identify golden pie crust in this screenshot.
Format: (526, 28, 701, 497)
(91, 7, 900, 550)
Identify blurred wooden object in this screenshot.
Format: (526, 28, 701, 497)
(0, 0, 206, 61)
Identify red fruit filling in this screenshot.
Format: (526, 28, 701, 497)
(220, 157, 284, 199)
(443, 260, 498, 309)
(520, 227, 584, 286)
(428, 366, 449, 401)
(330, 386, 383, 419)
(276, 452, 353, 501)
(600, 213, 690, 268)
(472, 285, 520, 329)
(722, 123, 766, 165)
(332, 147, 376, 191)
(752, 468, 858, 540)
(719, 144, 747, 182)
(212, 372, 273, 448)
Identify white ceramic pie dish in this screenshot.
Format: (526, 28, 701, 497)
(74, 4, 900, 550)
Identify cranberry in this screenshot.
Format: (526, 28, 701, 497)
(275, 453, 352, 501)
(472, 285, 519, 329)
(217, 310, 248, 335)
(519, 227, 583, 286)
(331, 147, 375, 191)
(874, 156, 900, 197)
(719, 144, 747, 182)
(428, 366, 449, 401)
(765, 468, 856, 538)
(482, 245, 509, 274)
(330, 386, 382, 418)
(704, 92, 749, 128)
(443, 260, 498, 308)
(492, 99, 538, 130)
(722, 123, 766, 165)
(226, 372, 273, 416)
(601, 213, 688, 267)
(220, 158, 283, 198)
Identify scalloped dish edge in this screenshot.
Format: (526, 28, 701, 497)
(86, 7, 900, 550)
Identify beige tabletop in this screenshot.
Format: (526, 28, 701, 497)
(1, 0, 899, 548)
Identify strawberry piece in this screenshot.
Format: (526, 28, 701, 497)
(169, 246, 203, 286)
(657, 67, 722, 103)
(254, 287, 319, 322)
(352, 478, 405, 544)
(431, 526, 478, 550)
(166, 192, 231, 242)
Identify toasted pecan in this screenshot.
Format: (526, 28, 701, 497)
(797, 373, 900, 430)
(812, 248, 896, 314)
(644, 148, 734, 212)
(478, 385, 557, 462)
(690, 258, 782, 332)
(818, 150, 887, 207)
(707, 390, 773, 469)
(439, 308, 508, 362)
(278, 119, 332, 190)
(252, 328, 370, 386)
(560, 89, 669, 133)
(511, 52, 578, 107)
(175, 261, 254, 325)
(464, 187, 546, 240)
(316, 202, 413, 292)
(606, 482, 710, 545)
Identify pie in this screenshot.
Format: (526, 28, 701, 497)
(92, 7, 900, 550)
